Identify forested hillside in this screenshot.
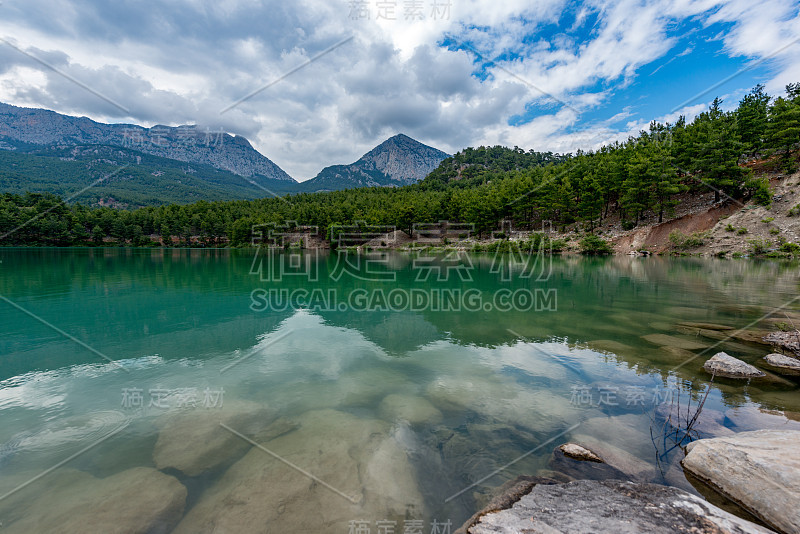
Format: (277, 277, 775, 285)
(1, 83, 798, 247)
(0, 145, 297, 207)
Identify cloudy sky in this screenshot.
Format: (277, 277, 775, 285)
(0, 0, 798, 181)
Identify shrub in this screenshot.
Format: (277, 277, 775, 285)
(669, 230, 708, 249)
(736, 227, 748, 235)
(748, 238, 771, 255)
(761, 217, 774, 223)
(788, 204, 800, 217)
(579, 234, 612, 255)
(747, 176, 772, 206)
(779, 242, 800, 254)
(770, 228, 780, 235)
(725, 223, 735, 232)
(621, 220, 636, 231)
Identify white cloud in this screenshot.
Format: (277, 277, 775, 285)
(0, 0, 797, 180)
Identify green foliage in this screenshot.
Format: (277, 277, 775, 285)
(767, 84, 800, 171)
(779, 242, 800, 254)
(423, 146, 565, 186)
(748, 238, 771, 255)
(725, 223, 736, 232)
(737, 84, 771, 156)
(579, 234, 612, 255)
(669, 230, 708, 249)
(0, 145, 290, 207)
(770, 228, 780, 235)
(691, 98, 749, 203)
(737, 227, 749, 235)
(789, 204, 800, 217)
(3, 80, 799, 248)
(761, 217, 774, 223)
(746, 175, 772, 206)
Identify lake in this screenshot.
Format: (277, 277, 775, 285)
(0, 248, 798, 532)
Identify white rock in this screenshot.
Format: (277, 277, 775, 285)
(466, 480, 772, 534)
(764, 353, 800, 374)
(558, 443, 604, 463)
(703, 352, 766, 379)
(682, 430, 800, 534)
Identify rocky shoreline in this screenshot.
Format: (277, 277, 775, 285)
(458, 429, 799, 534)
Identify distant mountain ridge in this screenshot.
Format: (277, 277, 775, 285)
(301, 134, 449, 191)
(0, 102, 452, 203)
(0, 102, 294, 182)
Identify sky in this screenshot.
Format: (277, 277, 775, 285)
(0, 0, 798, 181)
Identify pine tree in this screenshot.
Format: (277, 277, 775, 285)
(767, 83, 800, 171)
(692, 100, 746, 203)
(737, 84, 771, 156)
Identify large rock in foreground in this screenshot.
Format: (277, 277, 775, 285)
(703, 352, 766, 379)
(463, 479, 772, 533)
(682, 430, 800, 534)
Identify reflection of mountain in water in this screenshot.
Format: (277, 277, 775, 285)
(3, 249, 799, 385)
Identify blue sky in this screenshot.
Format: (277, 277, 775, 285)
(0, 0, 798, 180)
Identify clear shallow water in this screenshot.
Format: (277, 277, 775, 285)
(0, 248, 798, 532)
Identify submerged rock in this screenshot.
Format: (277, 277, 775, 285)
(763, 331, 800, 356)
(677, 322, 736, 331)
(641, 333, 708, 351)
(724, 406, 800, 432)
(557, 442, 604, 463)
(587, 339, 635, 355)
(703, 352, 766, 379)
(580, 414, 654, 460)
(0, 467, 186, 534)
(425, 377, 579, 433)
(378, 393, 443, 425)
(676, 325, 728, 340)
(172, 409, 425, 533)
(567, 433, 655, 481)
(763, 353, 800, 375)
(682, 430, 800, 534)
(655, 404, 735, 438)
(549, 445, 628, 481)
(728, 329, 773, 346)
(462, 480, 772, 534)
(152, 401, 296, 476)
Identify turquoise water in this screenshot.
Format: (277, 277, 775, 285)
(0, 248, 798, 532)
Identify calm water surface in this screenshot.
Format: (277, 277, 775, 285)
(0, 248, 798, 532)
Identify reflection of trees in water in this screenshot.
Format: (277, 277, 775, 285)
(3, 249, 797, 376)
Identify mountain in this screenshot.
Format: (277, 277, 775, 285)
(0, 102, 294, 182)
(301, 134, 449, 191)
(0, 144, 299, 207)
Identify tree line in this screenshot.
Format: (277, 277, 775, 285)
(1, 83, 798, 247)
